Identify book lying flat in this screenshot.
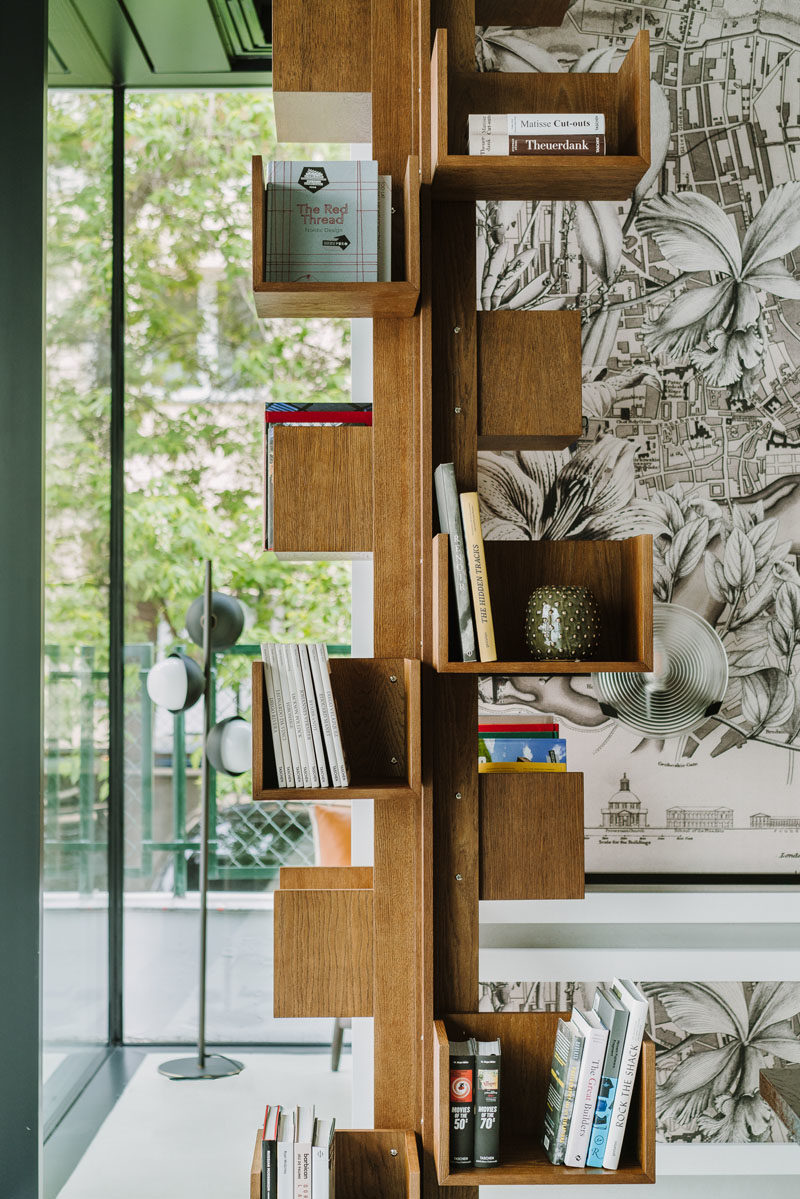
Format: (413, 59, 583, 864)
(468, 113, 605, 135)
(469, 132, 605, 156)
(478, 736, 567, 765)
(478, 761, 566, 773)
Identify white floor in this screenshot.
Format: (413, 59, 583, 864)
(57, 1052, 352, 1199)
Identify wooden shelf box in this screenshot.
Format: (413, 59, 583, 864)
(433, 1013, 655, 1185)
(274, 865, 373, 1018)
(266, 423, 372, 558)
(252, 656, 421, 800)
(433, 533, 653, 674)
(431, 28, 650, 201)
(480, 772, 584, 900)
(252, 155, 420, 318)
(478, 311, 582, 451)
(251, 1127, 421, 1199)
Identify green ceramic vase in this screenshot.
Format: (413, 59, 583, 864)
(524, 585, 601, 661)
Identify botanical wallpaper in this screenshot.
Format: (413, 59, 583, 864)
(479, 980, 800, 1144)
(476, 3, 800, 873)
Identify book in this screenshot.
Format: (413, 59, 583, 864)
(542, 1018, 584, 1165)
(478, 721, 558, 733)
(299, 643, 330, 786)
(564, 1009, 609, 1168)
(266, 423, 274, 550)
(311, 1117, 336, 1199)
(308, 643, 344, 787)
(586, 986, 630, 1168)
(603, 979, 648, 1169)
(261, 1104, 280, 1199)
(477, 729, 557, 739)
(448, 1039, 475, 1168)
(275, 643, 304, 788)
(469, 133, 605, 156)
(265, 401, 372, 425)
(478, 761, 566, 773)
(293, 1105, 315, 1199)
(261, 645, 287, 788)
(478, 736, 567, 765)
(467, 113, 605, 135)
(265, 160, 378, 283)
(459, 491, 496, 662)
(378, 174, 392, 282)
(316, 644, 351, 786)
(434, 464, 477, 662)
(276, 1110, 294, 1199)
(286, 644, 316, 787)
(473, 1038, 501, 1168)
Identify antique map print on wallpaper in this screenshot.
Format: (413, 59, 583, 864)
(476, 2, 800, 873)
(479, 980, 800, 1144)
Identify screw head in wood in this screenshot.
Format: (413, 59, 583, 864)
(390, 756, 398, 764)
(453, 326, 461, 333)
(389, 674, 398, 683)
(390, 1149, 398, 1156)
(455, 792, 461, 798)
(454, 406, 462, 414)
(455, 873, 463, 881)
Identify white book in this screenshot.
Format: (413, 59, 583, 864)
(294, 1105, 315, 1199)
(286, 644, 316, 787)
(299, 644, 330, 786)
(377, 174, 392, 282)
(311, 1117, 336, 1199)
(467, 112, 605, 136)
(308, 643, 342, 787)
(275, 643, 303, 787)
(315, 644, 350, 787)
(261, 644, 287, 788)
(276, 1110, 294, 1199)
(603, 979, 648, 1170)
(564, 1008, 609, 1168)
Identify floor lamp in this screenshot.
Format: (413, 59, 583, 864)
(146, 560, 250, 1080)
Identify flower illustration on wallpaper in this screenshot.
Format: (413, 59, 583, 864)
(477, 435, 666, 541)
(644, 981, 800, 1143)
(637, 183, 800, 399)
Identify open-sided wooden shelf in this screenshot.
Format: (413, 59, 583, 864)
(431, 29, 650, 200)
(478, 311, 582, 450)
(266, 423, 372, 558)
(480, 772, 584, 900)
(252, 155, 420, 318)
(274, 865, 374, 1017)
(433, 534, 653, 673)
(252, 656, 421, 799)
(433, 1013, 656, 1186)
(250, 1127, 421, 1199)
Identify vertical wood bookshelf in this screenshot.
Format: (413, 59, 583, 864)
(249, 1, 656, 1194)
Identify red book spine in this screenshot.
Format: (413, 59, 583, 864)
(265, 411, 372, 424)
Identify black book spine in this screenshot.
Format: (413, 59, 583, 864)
(262, 1139, 277, 1199)
(473, 1050, 501, 1167)
(449, 1049, 475, 1167)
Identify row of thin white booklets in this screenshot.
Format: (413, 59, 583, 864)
(260, 643, 349, 788)
(542, 978, 648, 1169)
(261, 1105, 334, 1199)
(264, 161, 391, 283)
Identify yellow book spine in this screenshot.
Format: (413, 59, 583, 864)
(478, 762, 567, 773)
(459, 491, 497, 662)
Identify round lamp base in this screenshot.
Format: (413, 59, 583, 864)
(158, 1054, 244, 1080)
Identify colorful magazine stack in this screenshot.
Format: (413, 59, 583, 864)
(434, 463, 496, 663)
(467, 113, 606, 156)
(260, 1103, 335, 1199)
(448, 1036, 501, 1168)
(478, 716, 566, 773)
(542, 980, 648, 1169)
(259, 643, 350, 789)
(264, 402, 372, 550)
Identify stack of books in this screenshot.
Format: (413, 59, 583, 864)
(260, 643, 350, 789)
(448, 1037, 502, 1169)
(434, 463, 496, 663)
(264, 402, 372, 550)
(263, 160, 391, 283)
(260, 1104, 335, 1199)
(542, 980, 648, 1169)
(478, 717, 566, 773)
(467, 113, 606, 157)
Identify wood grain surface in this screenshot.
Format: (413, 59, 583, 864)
(272, 0, 371, 93)
(250, 1130, 260, 1199)
(433, 1014, 655, 1184)
(479, 772, 585, 900)
(271, 425, 372, 556)
(478, 311, 582, 449)
(279, 866, 373, 890)
(273, 885, 373, 1017)
(251, 1127, 421, 1199)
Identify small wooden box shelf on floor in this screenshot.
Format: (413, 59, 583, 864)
(477, 311, 582, 450)
(431, 28, 650, 200)
(251, 656, 420, 799)
(266, 424, 372, 558)
(433, 1013, 655, 1186)
(251, 155, 420, 318)
(250, 1128, 421, 1199)
(433, 534, 653, 673)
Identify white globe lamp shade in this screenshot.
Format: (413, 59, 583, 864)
(146, 651, 204, 713)
(206, 716, 252, 777)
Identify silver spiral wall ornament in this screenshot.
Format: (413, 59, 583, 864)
(593, 603, 729, 738)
